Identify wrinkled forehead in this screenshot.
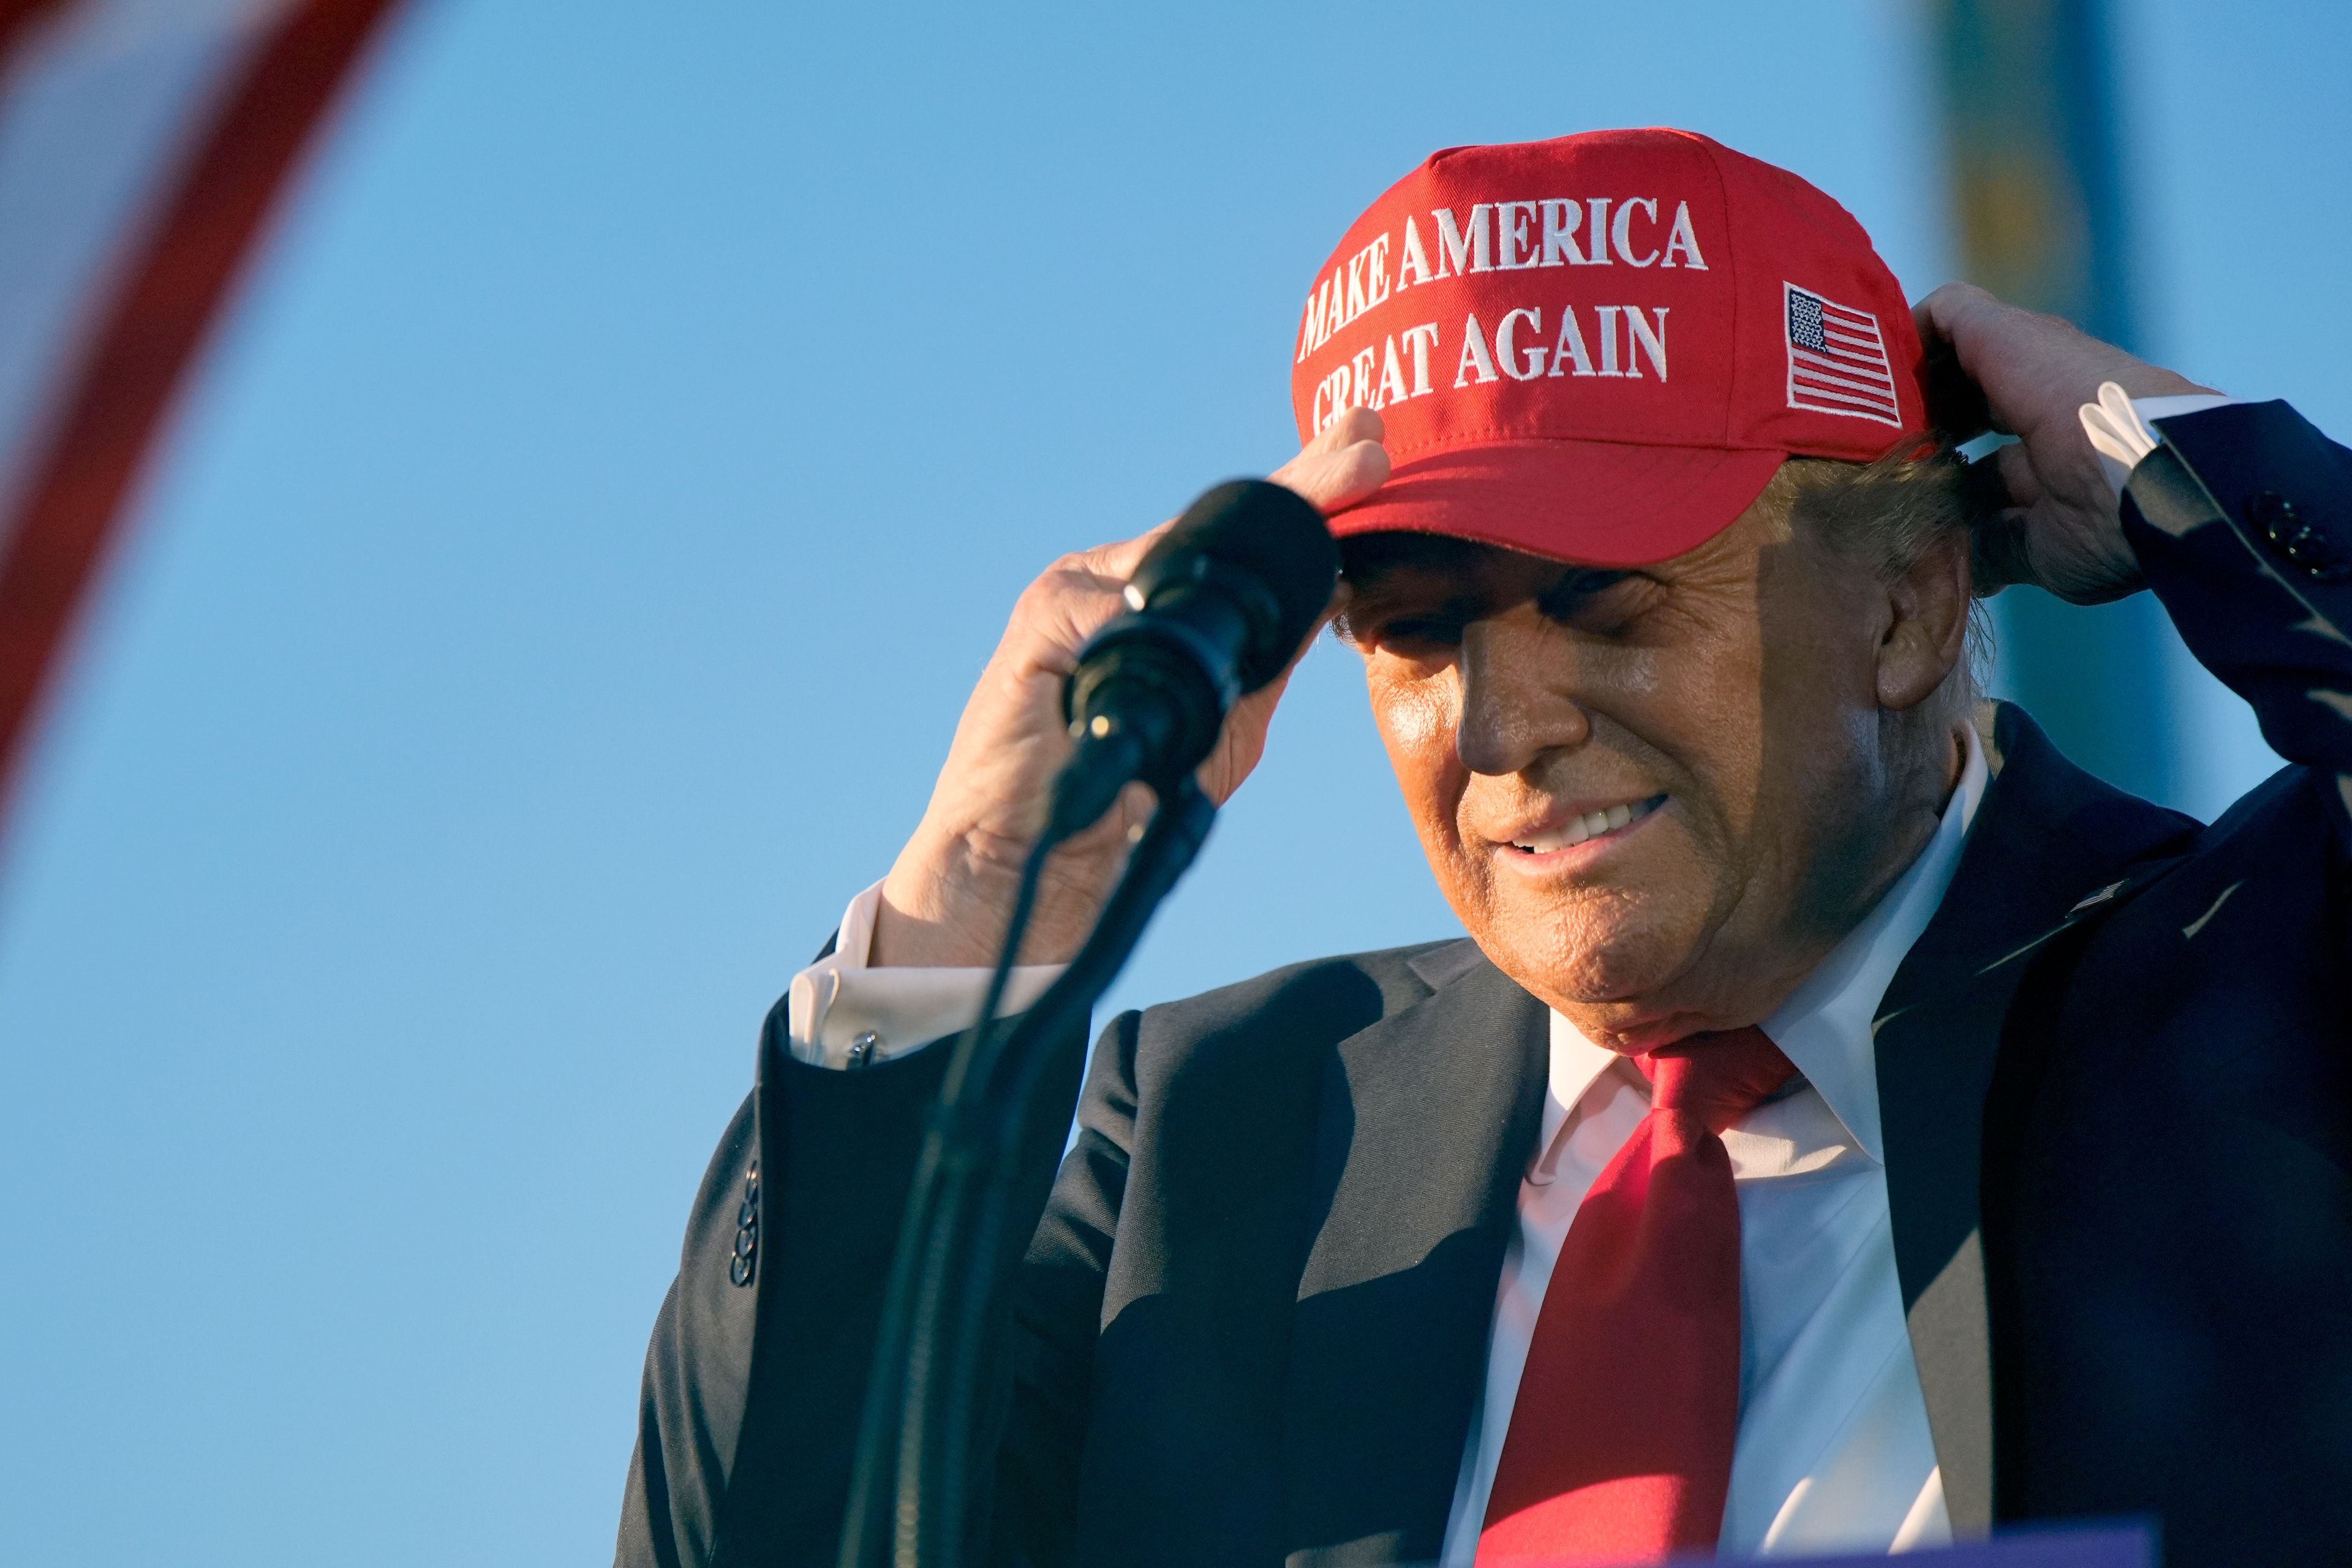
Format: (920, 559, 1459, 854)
(1335, 532, 1624, 633)
(1338, 527, 1626, 593)
(1343, 529, 1559, 580)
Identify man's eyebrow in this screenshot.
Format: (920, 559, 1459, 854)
(1336, 552, 1458, 606)
(1333, 573, 1482, 640)
(1338, 563, 1442, 599)
(1337, 532, 1488, 583)
(1537, 566, 1635, 603)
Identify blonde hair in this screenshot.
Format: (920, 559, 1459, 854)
(1760, 441, 1996, 699)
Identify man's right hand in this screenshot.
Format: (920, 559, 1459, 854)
(869, 408, 1392, 970)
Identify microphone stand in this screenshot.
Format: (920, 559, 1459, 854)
(838, 777, 1218, 1568)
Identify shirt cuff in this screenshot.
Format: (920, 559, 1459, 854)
(2078, 382, 2244, 496)
(784, 880, 1067, 1069)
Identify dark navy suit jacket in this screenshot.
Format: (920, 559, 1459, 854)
(618, 402, 2352, 1567)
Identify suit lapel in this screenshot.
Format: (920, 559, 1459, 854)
(1280, 947, 1547, 1566)
(1873, 704, 2196, 1534)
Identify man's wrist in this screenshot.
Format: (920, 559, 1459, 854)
(788, 878, 1069, 1067)
(873, 864, 1037, 969)
(875, 826, 1125, 968)
(2080, 383, 2246, 499)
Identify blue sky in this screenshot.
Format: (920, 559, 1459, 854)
(2, 1, 2347, 1561)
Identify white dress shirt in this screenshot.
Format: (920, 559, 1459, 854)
(784, 880, 1061, 1066)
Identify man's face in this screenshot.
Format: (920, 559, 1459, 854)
(1340, 489, 1931, 1051)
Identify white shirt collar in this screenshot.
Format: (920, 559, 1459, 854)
(1542, 721, 1989, 1166)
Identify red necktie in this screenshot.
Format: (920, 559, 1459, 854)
(1476, 1027, 1796, 1566)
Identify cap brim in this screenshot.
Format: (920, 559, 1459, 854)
(1326, 438, 1789, 568)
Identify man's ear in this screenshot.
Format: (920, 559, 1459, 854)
(1875, 532, 1972, 711)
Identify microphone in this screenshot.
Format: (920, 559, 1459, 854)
(1046, 479, 1340, 841)
(841, 480, 1332, 1568)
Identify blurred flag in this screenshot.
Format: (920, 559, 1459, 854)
(0, 0, 404, 845)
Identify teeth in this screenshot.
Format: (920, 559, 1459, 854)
(1510, 796, 1660, 854)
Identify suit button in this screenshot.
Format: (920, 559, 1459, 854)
(731, 1162, 761, 1286)
(731, 1216, 758, 1286)
(2250, 491, 2352, 582)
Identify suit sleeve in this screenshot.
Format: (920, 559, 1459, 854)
(2124, 399, 2352, 850)
(615, 991, 1128, 1568)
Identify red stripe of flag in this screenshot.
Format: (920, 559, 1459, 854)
(0, 0, 66, 64)
(0, 0, 405, 845)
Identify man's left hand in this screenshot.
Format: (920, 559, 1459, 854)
(1913, 282, 2218, 605)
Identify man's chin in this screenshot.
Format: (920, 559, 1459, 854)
(1480, 908, 1713, 1046)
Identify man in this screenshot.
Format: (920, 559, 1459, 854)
(619, 130, 2352, 1566)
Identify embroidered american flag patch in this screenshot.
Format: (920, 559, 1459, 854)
(1784, 283, 1902, 426)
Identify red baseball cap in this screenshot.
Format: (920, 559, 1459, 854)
(1289, 129, 1926, 566)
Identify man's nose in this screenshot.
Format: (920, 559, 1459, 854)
(1455, 617, 1593, 776)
